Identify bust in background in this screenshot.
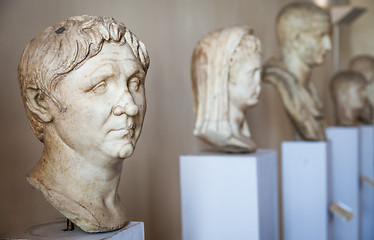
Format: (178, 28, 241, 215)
(191, 25, 262, 152)
(349, 55, 374, 120)
(331, 71, 372, 126)
(18, 15, 150, 232)
(262, 2, 332, 141)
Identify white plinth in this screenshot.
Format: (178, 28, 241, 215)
(282, 141, 331, 240)
(326, 127, 360, 240)
(359, 125, 374, 240)
(3, 220, 144, 240)
(180, 150, 279, 240)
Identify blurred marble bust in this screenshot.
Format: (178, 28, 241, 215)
(18, 16, 150, 232)
(331, 71, 372, 126)
(349, 55, 374, 111)
(262, 2, 332, 141)
(191, 25, 262, 152)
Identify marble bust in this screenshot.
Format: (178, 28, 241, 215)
(18, 16, 150, 232)
(349, 55, 374, 113)
(262, 2, 332, 141)
(191, 25, 262, 152)
(331, 71, 372, 126)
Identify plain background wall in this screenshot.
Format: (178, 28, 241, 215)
(0, 0, 372, 240)
(351, 0, 374, 56)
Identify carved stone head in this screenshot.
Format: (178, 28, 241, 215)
(191, 25, 262, 152)
(331, 71, 372, 126)
(349, 55, 374, 83)
(277, 2, 331, 67)
(18, 15, 149, 232)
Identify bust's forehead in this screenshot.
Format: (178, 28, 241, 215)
(308, 18, 330, 32)
(61, 42, 142, 83)
(284, 14, 329, 29)
(75, 42, 138, 69)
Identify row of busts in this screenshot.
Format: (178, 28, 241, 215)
(192, 2, 374, 153)
(16, 1, 372, 234)
(331, 56, 374, 127)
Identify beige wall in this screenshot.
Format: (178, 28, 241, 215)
(1, 0, 370, 239)
(351, 0, 374, 56)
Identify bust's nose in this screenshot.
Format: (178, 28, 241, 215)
(323, 35, 332, 51)
(112, 102, 139, 116)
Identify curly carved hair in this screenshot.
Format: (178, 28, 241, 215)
(18, 15, 150, 142)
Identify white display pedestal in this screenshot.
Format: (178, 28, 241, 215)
(180, 150, 279, 240)
(359, 125, 374, 240)
(326, 127, 360, 240)
(3, 220, 144, 240)
(282, 141, 331, 240)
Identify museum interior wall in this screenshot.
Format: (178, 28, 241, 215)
(0, 0, 372, 239)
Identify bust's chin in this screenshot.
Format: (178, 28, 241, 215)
(117, 142, 135, 159)
(99, 137, 137, 160)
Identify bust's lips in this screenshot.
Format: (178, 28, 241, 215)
(108, 126, 135, 138)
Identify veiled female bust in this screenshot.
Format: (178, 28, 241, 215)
(191, 25, 262, 152)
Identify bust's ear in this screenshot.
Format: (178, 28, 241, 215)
(25, 85, 53, 122)
(290, 32, 301, 48)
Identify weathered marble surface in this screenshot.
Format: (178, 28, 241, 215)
(191, 25, 262, 152)
(330, 71, 372, 126)
(17, 16, 150, 233)
(262, 2, 332, 141)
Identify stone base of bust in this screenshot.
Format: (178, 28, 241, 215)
(27, 172, 127, 233)
(3, 219, 144, 240)
(180, 150, 279, 240)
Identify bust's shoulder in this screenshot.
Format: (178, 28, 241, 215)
(27, 175, 101, 229)
(262, 58, 298, 89)
(263, 58, 285, 70)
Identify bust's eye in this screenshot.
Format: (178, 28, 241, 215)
(90, 81, 107, 94)
(128, 77, 140, 91)
(319, 32, 328, 38)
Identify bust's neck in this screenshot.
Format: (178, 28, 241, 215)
(27, 124, 126, 232)
(229, 105, 247, 137)
(225, 104, 256, 152)
(281, 48, 311, 87)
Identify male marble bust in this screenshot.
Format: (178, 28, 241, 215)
(18, 15, 150, 232)
(191, 25, 262, 152)
(331, 71, 372, 126)
(349, 55, 374, 113)
(262, 2, 332, 141)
